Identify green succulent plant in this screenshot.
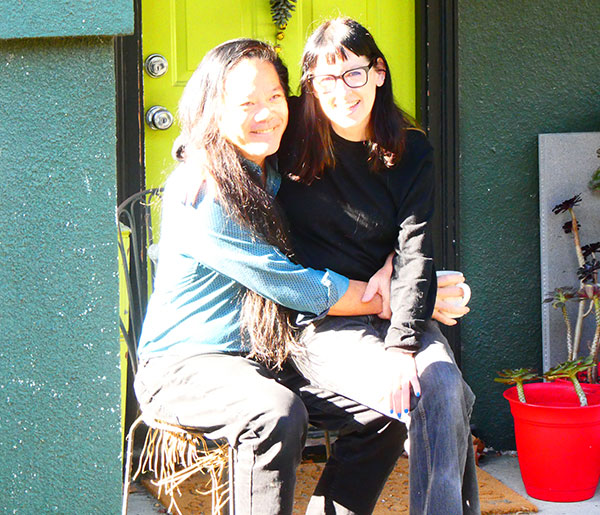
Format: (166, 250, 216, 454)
(495, 368, 540, 403)
(495, 142, 600, 407)
(545, 169, 600, 382)
(543, 356, 596, 406)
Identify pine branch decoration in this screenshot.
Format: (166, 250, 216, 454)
(270, 0, 297, 29)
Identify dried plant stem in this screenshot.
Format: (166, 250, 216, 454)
(573, 302, 586, 359)
(570, 376, 588, 407)
(516, 382, 526, 403)
(588, 298, 600, 383)
(561, 305, 574, 360)
(569, 208, 586, 266)
(591, 298, 600, 359)
(569, 208, 587, 357)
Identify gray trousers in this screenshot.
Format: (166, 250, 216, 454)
(134, 318, 479, 515)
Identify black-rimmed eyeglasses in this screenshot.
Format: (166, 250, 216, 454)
(309, 63, 374, 94)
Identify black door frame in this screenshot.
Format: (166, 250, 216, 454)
(114, 0, 461, 362)
(114, 0, 144, 438)
(115, 0, 144, 205)
(416, 0, 461, 364)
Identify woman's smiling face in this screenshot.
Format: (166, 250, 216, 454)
(309, 49, 385, 142)
(218, 58, 289, 168)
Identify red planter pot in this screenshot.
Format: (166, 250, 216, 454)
(504, 382, 600, 502)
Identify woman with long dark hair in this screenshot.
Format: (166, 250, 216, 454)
(276, 18, 480, 514)
(135, 38, 392, 515)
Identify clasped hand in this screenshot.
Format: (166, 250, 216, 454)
(363, 256, 470, 324)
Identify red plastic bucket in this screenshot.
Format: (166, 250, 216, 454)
(504, 382, 600, 502)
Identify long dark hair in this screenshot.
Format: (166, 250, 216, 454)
(173, 39, 298, 368)
(294, 17, 413, 183)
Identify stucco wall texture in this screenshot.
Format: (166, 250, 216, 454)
(0, 0, 133, 39)
(0, 37, 121, 512)
(458, 1, 600, 449)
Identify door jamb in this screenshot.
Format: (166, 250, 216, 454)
(416, 0, 461, 365)
(115, 0, 144, 206)
(114, 0, 145, 448)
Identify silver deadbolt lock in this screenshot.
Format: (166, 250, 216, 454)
(146, 106, 174, 130)
(144, 54, 168, 78)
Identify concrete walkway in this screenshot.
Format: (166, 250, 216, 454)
(126, 454, 600, 514)
(479, 454, 600, 515)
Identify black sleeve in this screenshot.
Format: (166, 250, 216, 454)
(384, 131, 437, 352)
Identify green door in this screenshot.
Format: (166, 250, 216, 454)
(141, 0, 417, 188)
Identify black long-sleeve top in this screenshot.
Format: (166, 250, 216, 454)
(277, 109, 437, 352)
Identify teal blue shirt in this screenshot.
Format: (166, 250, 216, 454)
(137, 158, 349, 359)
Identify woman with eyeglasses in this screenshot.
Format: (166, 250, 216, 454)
(135, 23, 475, 515)
(135, 39, 397, 515)
(276, 18, 481, 514)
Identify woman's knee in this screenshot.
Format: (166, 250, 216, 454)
(277, 389, 309, 431)
(251, 386, 309, 442)
(417, 360, 474, 417)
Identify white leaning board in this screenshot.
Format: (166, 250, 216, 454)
(539, 132, 600, 371)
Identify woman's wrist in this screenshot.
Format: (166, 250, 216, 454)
(329, 279, 383, 316)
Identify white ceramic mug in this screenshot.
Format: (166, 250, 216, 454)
(436, 270, 472, 318)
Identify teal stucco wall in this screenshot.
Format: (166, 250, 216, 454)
(0, 0, 133, 39)
(0, 0, 132, 509)
(458, 1, 600, 449)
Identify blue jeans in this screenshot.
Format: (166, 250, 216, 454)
(134, 319, 479, 515)
(294, 317, 480, 515)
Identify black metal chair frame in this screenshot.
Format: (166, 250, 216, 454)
(117, 187, 163, 376)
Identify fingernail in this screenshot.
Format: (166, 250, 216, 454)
(396, 412, 402, 418)
(416, 392, 421, 397)
(390, 409, 394, 415)
(404, 409, 409, 414)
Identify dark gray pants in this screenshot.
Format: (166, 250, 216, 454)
(134, 318, 479, 515)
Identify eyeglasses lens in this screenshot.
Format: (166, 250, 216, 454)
(313, 67, 368, 93)
(343, 69, 368, 88)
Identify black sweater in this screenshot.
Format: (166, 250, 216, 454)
(277, 110, 437, 352)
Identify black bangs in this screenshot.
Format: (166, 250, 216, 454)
(302, 18, 382, 76)
(324, 47, 348, 65)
